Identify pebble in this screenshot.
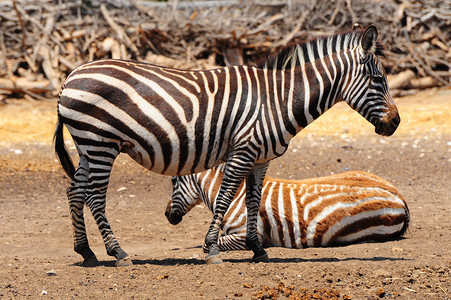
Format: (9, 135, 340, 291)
(376, 287, 386, 297)
(391, 247, 404, 253)
(46, 270, 57, 276)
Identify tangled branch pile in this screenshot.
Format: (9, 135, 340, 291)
(0, 0, 449, 100)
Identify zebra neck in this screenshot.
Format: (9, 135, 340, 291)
(198, 170, 222, 214)
(200, 188, 215, 213)
(288, 52, 349, 133)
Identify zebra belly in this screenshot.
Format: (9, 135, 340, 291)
(117, 135, 230, 176)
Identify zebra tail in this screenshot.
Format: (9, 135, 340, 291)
(398, 203, 410, 238)
(54, 113, 76, 181)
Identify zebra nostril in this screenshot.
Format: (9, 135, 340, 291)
(391, 115, 400, 127)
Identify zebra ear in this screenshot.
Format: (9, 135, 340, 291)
(361, 25, 378, 54)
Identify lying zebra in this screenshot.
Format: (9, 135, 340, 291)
(166, 165, 409, 251)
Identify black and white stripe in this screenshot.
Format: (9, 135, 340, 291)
(54, 25, 399, 266)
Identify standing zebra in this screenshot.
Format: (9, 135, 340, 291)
(54, 25, 400, 266)
(166, 165, 410, 251)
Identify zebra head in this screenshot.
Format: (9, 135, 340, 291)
(342, 25, 400, 136)
(165, 175, 202, 225)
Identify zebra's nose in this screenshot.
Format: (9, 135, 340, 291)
(167, 213, 183, 225)
(165, 203, 183, 225)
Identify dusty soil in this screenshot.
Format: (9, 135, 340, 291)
(0, 89, 450, 299)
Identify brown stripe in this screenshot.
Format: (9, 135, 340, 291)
(328, 214, 408, 245)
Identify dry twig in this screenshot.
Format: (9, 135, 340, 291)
(0, 0, 449, 99)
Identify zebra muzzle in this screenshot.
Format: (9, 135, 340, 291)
(375, 107, 400, 137)
(165, 205, 183, 225)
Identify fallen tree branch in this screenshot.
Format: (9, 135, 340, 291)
(0, 77, 51, 94)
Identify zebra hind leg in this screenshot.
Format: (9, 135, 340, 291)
(83, 152, 132, 267)
(245, 162, 270, 263)
(202, 233, 247, 253)
(67, 156, 100, 267)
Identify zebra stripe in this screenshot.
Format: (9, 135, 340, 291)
(54, 25, 400, 266)
(166, 166, 409, 251)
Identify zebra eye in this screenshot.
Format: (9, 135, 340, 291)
(171, 177, 177, 186)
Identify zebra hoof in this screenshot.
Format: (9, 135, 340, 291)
(82, 255, 101, 267)
(115, 256, 133, 267)
(205, 254, 223, 264)
(252, 252, 270, 263)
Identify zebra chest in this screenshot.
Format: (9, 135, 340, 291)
(254, 141, 290, 163)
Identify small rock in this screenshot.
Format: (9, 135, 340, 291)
(391, 247, 404, 253)
(46, 270, 57, 276)
(41, 290, 48, 295)
(376, 287, 386, 298)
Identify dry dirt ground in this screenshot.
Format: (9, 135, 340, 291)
(0, 89, 450, 299)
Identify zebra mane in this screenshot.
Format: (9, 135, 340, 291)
(257, 29, 385, 70)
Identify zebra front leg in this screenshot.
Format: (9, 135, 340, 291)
(245, 162, 270, 262)
(204, 154, 256, 264)
(204, 214, 226, 264)
(67, 157, 100, 267)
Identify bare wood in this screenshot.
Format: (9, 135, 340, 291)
(0, 0, 450, 100)
(345, 0, 357, 25)
(431, 38, 448, 52)
(0, 78, 51, 94)
(12, 2, 63, 49)
(58, 56, 79, 72)
(63, 29, 87, 41)
(101, 37, 121, 59)
(409, 77, 437, 89)
(0, 34, 14, 78)
(100, 3, 140, 58)
(273, 10, 309, 48)
(38, 15, 60, 93)
(145, 53, 189, 68)
(12, 0, 26, 48)
(388, 70, 416, 90)
(246, 13, 285, 36)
